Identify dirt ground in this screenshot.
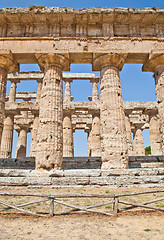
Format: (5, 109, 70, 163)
(0, 187, 164, 240)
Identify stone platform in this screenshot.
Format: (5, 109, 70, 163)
(0, 168, 164, 188)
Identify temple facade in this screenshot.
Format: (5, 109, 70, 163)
(0, 7, 163, 170)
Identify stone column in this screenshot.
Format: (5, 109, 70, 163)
(91, 78, 99, 102)
(93, 53, 128, 169)
(36, 80, 42, 102)
(0, 79, 17, 158)
(64, 79, 72, 102)
(143, 51, 164, 154)
(30, 115, 39, 157)
(149, 114, 162, 155)
(90, 114, 101, 156)
(125, 114, 133, 156)
(0, 50, 18, 147)
(15, 128, 28, 158)
(0, 114, 14, 158)
(9, 81, 17, 102)
(63, 112, 74, 157)
(132, 124, 145, 156)
(35, 53, 69, 169)
(85, 128, 92, 157)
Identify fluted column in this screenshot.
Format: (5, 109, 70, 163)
(36, 80, 42, 102)
(9, 82, 17, 102)
(133, 125, 145, 156)
(125, 114, 133, 156)
(143, 51, 164, 154)
(91, 78, 99, 102)
(93, 53, 128, 169)
(149, 114, 162, 155)
(35, 53, 69, 169)
(86, 128, 92, 157)
(64, 79, 72, 102)
(0, 114, 14, 158)
(15, 128, 28, 158)
(91, 114, 101, 156)
(63, 112, 74, 157)
(30, 115, 39, 157)
(0, 51, 18, 147)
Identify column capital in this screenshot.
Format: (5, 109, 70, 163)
(63, 78, 73, 83)
(142, 50, 164, 72)
(92, 52, 127, 71)
(90, 78, 99, 83)
(0, 50, 19, 73)
(35, 53, 70, 71)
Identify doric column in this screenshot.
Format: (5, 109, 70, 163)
(90, 114, 101, 156)
(36, 80, 42, 102)
(64, 79, 72, 102)
(143, 51, 164, 154)
(132, 124, 145, 156)
(35, 53, 69, 169)
(0, 114, 14, 158)
(15, 128, 28, 158)
(125, 114, 133, 156)
(93, 53, 128, 169)
(0, 80, 17, 158)
(149, 114, 162, 155)
(30, 115, 39, 158)
(0, 50, 19, 147)
(90, 78, 99, 102)
(85, 127, 92, 157)
(63, 112, 74, 157)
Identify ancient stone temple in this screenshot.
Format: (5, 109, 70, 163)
(0, 7, 163, 173)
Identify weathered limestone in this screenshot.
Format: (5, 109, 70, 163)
(86, 128, 92, 157)
(35, 53, 69, 169)
(143, 51, 164, 154)
(91, 78, 99, 102)
(36, 80, 42, 102)
(0, 115, 14, 158)
(64, 79, 72, 102)
(0, 50, 18, 147)
(125, 114, 133, 156)
(90, 114, 101, 157)
(63, 112, 74, 157)
(15, 128, 28, 158)
(8, 82, 17, 102)
(132, 124, 145, 156)
(93, 53, 128, 169)
(149, 114, 163, 155)
(30, 115, 39, 158)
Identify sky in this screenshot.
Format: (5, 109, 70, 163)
(1, 0, 163, 157)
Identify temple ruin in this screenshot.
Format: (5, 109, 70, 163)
(0, 7, 163, 187)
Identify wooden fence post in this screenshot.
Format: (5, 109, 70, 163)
(50, 199, 54, 216)
(113, 197, 119, 213)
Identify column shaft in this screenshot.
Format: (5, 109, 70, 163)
(87, 130, 92, 157)
(64, 80, 71, 102)
(0, 68, 7, 146)
(149, 115, 163, 155)
(91, 115, 101, 156)
(125, 115, 133, 156)
(36, 65, 63, 169)
(133, 127, 145, 156)
(30, 116, 39, 157)
(36, 81, 42, 102)
(155, 66, 164, 154)
(0, 115, 14, 158)
(100, 65, 128, 168)
(63, 113, 74, 157)
(9, 82, 16, 102)
(92, 80, 99, 102)
(16, 129, 27, 158)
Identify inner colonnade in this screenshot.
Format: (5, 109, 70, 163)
(0, 7, 163, 170)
